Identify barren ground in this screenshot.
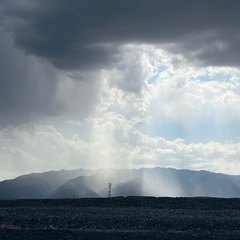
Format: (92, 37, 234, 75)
(0, 197, 240, 239)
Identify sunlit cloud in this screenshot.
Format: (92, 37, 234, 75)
(0, 0, 240, 180)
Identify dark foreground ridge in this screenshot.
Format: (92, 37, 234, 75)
(1, 197, 240, 239)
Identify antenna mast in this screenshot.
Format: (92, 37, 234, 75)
(108, 183, 112, 198)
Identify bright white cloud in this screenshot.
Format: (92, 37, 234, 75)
(1, 117, 240, 180)
(139, 60, 240, 142)
(1, 43, 240, 180)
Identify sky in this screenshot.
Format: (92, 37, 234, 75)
(0, 0, 240, 180)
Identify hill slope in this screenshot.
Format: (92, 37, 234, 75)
(1, 168, 240, 199)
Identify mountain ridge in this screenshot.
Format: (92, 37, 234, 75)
(1, 167, 240, 199)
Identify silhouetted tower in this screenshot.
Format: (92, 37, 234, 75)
(108, 183, 112, 198)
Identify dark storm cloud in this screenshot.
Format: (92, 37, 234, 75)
(1, 0, 240, 125)
(1, 0, 240, 70)
(0, 32, 63, 126)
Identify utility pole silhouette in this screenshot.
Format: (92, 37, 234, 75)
(108, 183, 112, 198)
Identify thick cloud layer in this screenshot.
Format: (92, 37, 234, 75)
(0, 32, 104, 126)
(1, 0, 240, 123)
(1, 0, 240, 179)
(1, 0, 240, 70)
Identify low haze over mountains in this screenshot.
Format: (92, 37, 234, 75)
(1, 168, 240, 199)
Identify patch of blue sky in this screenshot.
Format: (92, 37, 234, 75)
(192, 72, 232, 83)
(145, 118, 240, 144)
(148, 65, 167, 85)
(145, 121, 197, 144)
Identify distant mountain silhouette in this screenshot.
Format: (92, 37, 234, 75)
(51, 175, 99, 198)
(112, 178, 153, 197)
(0, 169, 94, 199)
(1, 168, 240, 199)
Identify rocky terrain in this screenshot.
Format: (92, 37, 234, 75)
(0, 197, 240, 239)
